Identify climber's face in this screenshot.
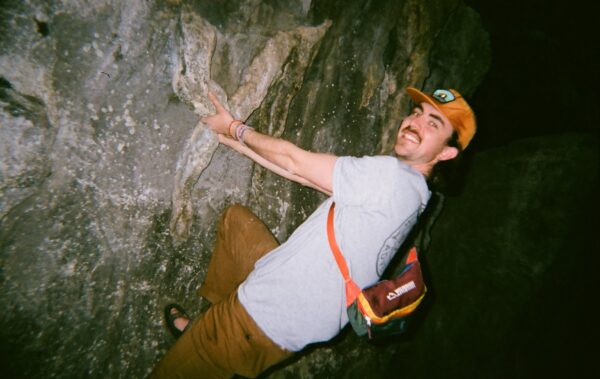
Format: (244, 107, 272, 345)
(394, 102, 458, 174)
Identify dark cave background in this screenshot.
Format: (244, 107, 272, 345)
(466, 0, 598, 149)
(443, 0, 598, 376)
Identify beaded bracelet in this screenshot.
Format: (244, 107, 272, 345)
(239, 125, 254, 146)
(235, 123, 255, 146)
(228, 119, 243, 140)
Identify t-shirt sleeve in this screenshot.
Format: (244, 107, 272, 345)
(332, 156, 395, 206)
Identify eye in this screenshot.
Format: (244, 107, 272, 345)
(428, 121, 439, 129)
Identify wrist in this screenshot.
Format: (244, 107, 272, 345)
(228, 119, 243, 139)
(233, 123, 255, 146)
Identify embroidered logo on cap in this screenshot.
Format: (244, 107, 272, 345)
(432, 89, 455, 103)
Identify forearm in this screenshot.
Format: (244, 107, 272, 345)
(218, 135, 331, 194)
(242, 129, 300, 176)
(240, 127, 336, 194)
(201, 93, 335, 194)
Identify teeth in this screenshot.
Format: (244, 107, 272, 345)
(403, 130, 420, 144)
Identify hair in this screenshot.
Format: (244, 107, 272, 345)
(427, 131, 467, 195)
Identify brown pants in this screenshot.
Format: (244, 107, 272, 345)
(149, 205, 293, 379)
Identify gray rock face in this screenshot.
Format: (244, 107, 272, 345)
(169, 6, 330, 244)
(0, 0, 490, 377)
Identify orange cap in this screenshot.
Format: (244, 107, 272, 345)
(406, 87, 476, 150)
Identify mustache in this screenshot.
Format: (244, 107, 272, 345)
(399, 124, 419, 134)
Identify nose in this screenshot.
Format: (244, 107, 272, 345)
(400, 112, 423, 132)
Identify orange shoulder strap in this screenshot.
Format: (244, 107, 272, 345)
(327, 202, 362, 306)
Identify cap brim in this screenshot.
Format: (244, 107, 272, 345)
(406, 87, 444, 115)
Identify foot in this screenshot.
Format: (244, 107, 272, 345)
(164, 303, 191, 338)
(170, 307, 190, 332)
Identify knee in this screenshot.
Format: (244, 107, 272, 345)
(223, 203, 251, 218)
(220, 204, 255, 228)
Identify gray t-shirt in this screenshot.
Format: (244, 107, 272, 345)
(238, 156, 430, 351)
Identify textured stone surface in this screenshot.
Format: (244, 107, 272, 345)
(0, 0, 491, 378)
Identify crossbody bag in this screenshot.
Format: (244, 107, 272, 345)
(327, 202, 427, 339)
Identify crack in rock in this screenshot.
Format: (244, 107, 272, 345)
(169, 8, 331, 244)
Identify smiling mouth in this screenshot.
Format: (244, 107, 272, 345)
(401, 128, 421, 144)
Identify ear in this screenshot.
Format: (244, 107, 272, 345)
(436, 146, 459, 162)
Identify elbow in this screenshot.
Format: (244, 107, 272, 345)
(279, 141, 304, 174)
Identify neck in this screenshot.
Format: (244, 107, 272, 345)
(410, 162, 432, 178)
(393, 153, 433, 178)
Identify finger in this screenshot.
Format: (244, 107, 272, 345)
(208, 92, 226, 114)
(200, 115, 212, 125)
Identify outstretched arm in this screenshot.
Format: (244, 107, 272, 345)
(239, 128, 336, 195)
(202, 93, 336, 195)
(217, 134, 332, 195)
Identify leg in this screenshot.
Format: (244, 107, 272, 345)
(149, 293, 292, 379)
(198, 204, 279, 303)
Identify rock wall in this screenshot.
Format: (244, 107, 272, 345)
(387, 133, 598, 378)
(0, 0, 491, 378)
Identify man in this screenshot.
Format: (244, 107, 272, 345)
(149, 87, 476, 378)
